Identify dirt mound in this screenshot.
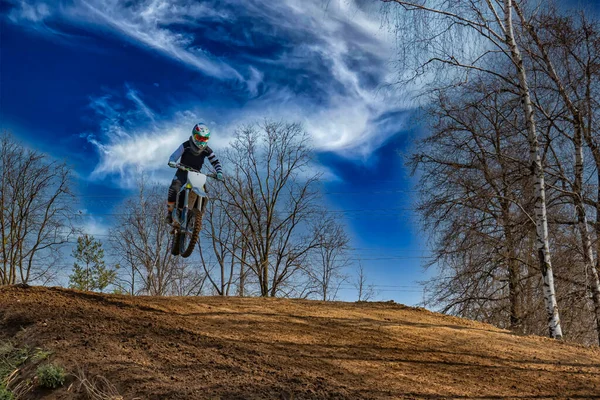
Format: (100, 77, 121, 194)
(1, 286, 599, 399)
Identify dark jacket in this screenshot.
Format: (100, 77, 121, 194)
(168, 141, 222, 174)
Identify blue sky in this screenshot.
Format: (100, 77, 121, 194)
(1, 0, 431, 304)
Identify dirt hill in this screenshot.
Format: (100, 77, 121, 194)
(1, 285, 599, 399)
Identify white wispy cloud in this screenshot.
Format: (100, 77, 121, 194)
(85, 85, 402, 188)
(85, 85, 240, 188)
(8, 1, 50, 22)
(126, 87, 155, 122)
(74, 212, 111, 237)
(86, 91, 186, 187)
(6, 0, 414, 186)
(7, 0, 245, 81)
(232, 0, 409, 154)
(74, 0, 244, 81)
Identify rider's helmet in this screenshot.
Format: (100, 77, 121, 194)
(190, 123, 210, 152)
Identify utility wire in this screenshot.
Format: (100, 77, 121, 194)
(74, 188, 419, 198)
(70, 208, 418, 217)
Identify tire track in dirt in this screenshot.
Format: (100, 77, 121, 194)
(1, 285, 600, 399)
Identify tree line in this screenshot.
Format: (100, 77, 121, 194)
(381, 0, 600, 344)
(1, 121, 374, 303)
(108, 121, 355, 299)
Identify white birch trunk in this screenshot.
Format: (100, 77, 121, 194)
(577, 201, 600, 344)
(504, 0, 562, 339)
(514, 3, 600, 342)
(575, 129, 600, 345)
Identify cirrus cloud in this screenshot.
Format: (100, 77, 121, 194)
(5, 0, 413, 187)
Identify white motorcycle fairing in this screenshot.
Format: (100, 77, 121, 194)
(186, 171, 208, 198)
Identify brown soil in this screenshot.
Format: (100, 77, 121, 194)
(1, 285, 599, 399)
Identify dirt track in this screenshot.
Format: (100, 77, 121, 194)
(1, 285, 600, 399)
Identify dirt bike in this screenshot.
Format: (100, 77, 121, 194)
(168, 163, 218, 258)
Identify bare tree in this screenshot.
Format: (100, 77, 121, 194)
(519, 9, 600, 344)
(412, 76, 534, 331)
(307, 216, 350, 301)
(382, 0, 563, 339)
(355, 263, 376, 302)
(167, 261, 208, 296)
(110, 177, 180, 295)
(219, 121, 323, 297)
(199, 182, 244, 296)
(0, 133, 76, 285)
(413, 68, 600, 341)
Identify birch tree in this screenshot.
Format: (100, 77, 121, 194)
(413, 71, 597, 340)
(513, 5, 600, 344)
(413, 77, 533, 331)
(383, 0, 563, 338)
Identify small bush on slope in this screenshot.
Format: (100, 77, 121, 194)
(36, 364, 66, 388)
(0, 385, 13, 400)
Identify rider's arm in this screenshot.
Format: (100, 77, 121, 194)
(169, 144, 184, 164)
(206, 147, 223, 174)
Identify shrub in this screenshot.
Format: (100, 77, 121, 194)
(0, 341, 27, 384)
(31, 349, 52, 362)
(0, 385, 13, 400)
(36, 364, 66, 389)
(0, 343, 13, 357)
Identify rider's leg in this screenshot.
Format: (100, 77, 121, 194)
(167, 177, 183, 223)
(166, 202, 175, 223)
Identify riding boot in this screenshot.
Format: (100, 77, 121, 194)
(166, 202, 175, 224)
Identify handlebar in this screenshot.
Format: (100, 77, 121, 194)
(170, 163, 221, 180)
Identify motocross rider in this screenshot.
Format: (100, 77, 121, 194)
(166, 123, 223, 223)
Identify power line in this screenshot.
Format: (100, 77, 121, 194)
(347, 257, 433, 260)
(338, 289, 423, 293)
(348, 246, 428, 251)
(70, 207, 418, 217)
(337, 284, 421, 288)
(60, 235, 433, 256)
(21, 267, 424, 291)
(74, 188, 419, 199)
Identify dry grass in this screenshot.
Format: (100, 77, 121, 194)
(71, 367, 128, 400)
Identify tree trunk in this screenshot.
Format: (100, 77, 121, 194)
(580, 66, 600, 346)
(261, 258, 269, 297)
(514, 0, 600, 344)
(505, 0, 562, 339)
(573, 120, 600, 345)
(576, 199, 600, 345)
(575, 138, 600, 346)
(504, 213, 522, 333)
(239, 245, 246, 297)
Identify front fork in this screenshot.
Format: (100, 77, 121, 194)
(181, 188, 190, 229)
(173, 186, 203, 231)
(173, 187, 190, 228)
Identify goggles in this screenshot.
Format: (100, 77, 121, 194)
(194, 133, 210, 142)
